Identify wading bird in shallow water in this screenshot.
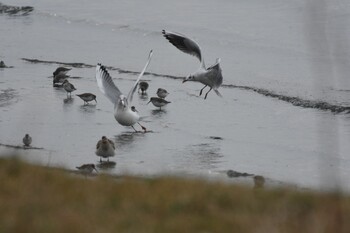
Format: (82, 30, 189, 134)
(147, 97, 171, 110)
(156, 88, 169, 99)
(53, 73, 69, 86)
(22, 134, 32, 147)
(162, 30, 223, 99)
(76, 164, 98, 175)
(139, 81, 149, 95)
(95, 50, 153, 132)
(62, 79, 76, 98)
(53, 67, 71, 77)
(76, 93, 97, 105)
(95, 136, 115, 162)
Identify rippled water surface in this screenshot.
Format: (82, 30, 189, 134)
(1, 0, 350, 191)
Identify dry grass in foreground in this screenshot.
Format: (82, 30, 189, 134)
(0, 157, 350, 233)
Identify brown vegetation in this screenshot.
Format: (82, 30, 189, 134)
(0, 157, 349, 233)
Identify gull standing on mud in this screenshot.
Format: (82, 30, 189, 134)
(162, 30, 223, 99)
(62, 79, 76, 98)
(95, 136, 115, 162)
(95, 50, 153, 132)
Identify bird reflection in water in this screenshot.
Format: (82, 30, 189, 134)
(97, 161, 116, 170)
(182, 143, 223, 171)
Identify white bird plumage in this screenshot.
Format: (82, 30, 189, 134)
(162, 30, 223, 99)
(95, 50, 153, 131)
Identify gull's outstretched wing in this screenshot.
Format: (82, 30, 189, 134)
(162, 30, 205, 69)
(127, 50, 153, 104)
(96, 64, 122, 104)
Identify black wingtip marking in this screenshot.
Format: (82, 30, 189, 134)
(97, 63, 110, 76)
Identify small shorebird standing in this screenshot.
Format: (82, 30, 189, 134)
(76, 164, 98, 175)
(62, 79, 76, 98)
(22, 134, 32, 147)
(156, 88, 169, 99)
(53, 73, 69, 86)
(95, 136, 115, 162)
(95, 50, 153, 132)
(254, 175, 265, 189)
(0, 61, 7, 68)
(162, 30, 223, 99)
(53, 67, 71, 77)
(139, 81, 149, 95)
(76, 93, 97, 105)
(147, 97, 171, 110)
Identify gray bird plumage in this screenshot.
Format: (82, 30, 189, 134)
(76, 93, 97, 105)
(162, 30, 223, 99)
(147, 97, 171, 110)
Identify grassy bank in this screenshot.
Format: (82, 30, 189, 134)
(0, 157, 349, 233)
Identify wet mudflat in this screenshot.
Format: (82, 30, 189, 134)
(1, 0, 350, 191)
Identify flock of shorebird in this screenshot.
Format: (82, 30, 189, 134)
(22, 30, 224, 175)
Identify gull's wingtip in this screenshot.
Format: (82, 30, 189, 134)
(96, 63, 109, 73)
(162, 29, 171, 38)
(96, 63, 102, 71)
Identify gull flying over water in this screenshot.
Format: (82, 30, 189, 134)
(96, 50, 153, 132)
(162, 30, 223, 99)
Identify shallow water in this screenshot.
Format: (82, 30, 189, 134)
(1, 0, 350, 191)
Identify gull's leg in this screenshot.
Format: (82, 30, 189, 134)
(199, 85, 208, 96)
(131, 125, 138, 132)
(137, 122, 147, 132)
(204, 87, 212, 100)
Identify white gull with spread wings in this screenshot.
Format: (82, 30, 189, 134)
(96, 50, 153, 132)
(162, 30, 223, 99)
